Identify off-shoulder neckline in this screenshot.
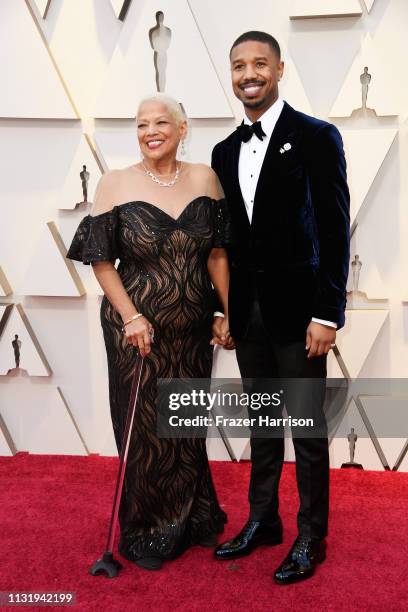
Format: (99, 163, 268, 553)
(88, 195, 223, 223)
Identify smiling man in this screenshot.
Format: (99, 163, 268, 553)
(211, 31, 350, 584)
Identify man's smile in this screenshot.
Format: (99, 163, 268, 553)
(240, 82, 266, 97)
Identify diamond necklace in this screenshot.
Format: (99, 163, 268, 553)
(142, 160, 181, 187)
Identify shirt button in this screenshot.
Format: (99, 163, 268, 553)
(253, 150, 256, 153)
(250, 174, 253, 177)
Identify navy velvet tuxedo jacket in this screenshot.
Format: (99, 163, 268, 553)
(211, 101, 350, 342)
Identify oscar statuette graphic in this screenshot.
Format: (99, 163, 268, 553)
(351, 66, 376, 117)
(341, 428, 364, 469)
(75, 164, 91, 208)
(360, 67, 371, 110)
(79, 165, 90, 204)
(347, 254, 388, 308)
(149, 11, 171, 92)
(12, 333, 21, 368)
(351, 254, 362, 292)
(7, 333, 26, 376)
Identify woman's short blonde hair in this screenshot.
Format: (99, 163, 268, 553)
(136, 93, 187, 126)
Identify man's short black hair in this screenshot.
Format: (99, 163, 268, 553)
(230, 31, 281, 59)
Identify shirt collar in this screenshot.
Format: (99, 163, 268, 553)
(243, 97, 285, 138)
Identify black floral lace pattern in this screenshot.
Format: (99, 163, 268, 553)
(66, 196, 229, 560)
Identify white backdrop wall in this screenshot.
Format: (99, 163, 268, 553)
(1, 0, 408, 470)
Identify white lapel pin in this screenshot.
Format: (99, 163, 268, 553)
(280, 142, 292, 154)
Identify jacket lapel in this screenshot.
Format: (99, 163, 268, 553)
(251, 102, 299, 229)
(229, 128, 251, 233)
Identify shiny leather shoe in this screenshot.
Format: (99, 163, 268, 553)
(214, 520, 283, 560)
(274, 535, 326, 585)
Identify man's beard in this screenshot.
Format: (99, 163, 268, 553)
(242, 95, 268, 109)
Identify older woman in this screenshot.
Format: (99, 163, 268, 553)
(66, 94, 232, 570)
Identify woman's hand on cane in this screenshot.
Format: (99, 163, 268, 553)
(123, 315, 154, 357)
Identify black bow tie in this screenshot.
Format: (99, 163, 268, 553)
(236, 120, 266, 143)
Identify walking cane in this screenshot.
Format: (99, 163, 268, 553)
(89, 352, 144, 578)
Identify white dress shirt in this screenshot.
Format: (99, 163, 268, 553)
(235, 97, 336, 330)
(238, 97, 285, 223)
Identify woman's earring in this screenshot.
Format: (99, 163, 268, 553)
(180, 139, 186, 156)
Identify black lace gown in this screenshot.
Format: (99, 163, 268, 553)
(66, 196, 228, 561)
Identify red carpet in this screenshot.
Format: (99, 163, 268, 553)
(1, 453, 408, 611)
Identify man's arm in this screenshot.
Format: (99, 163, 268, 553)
(309, 123, 350, 329)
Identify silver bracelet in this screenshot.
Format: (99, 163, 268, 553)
(122, 312, 143, 332)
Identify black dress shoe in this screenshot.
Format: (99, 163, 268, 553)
(214, 520, 283, 560)
(133, 557, 163, 570)
(274, 535, 326, 585)
(118, 542, 163, 570)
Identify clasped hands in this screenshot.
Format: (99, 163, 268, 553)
(211, 316, 235, 350)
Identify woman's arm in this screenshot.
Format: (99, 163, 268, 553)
(207, 247, 229, 316)
(205, 167, 235, 349)
(92, 261, 137, 321)
(207, 248, 234, 349)
(89, 172, 153, 357)
(91, 262, 153, 358)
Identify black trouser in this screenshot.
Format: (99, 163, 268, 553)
(235, 298, 329, 540)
